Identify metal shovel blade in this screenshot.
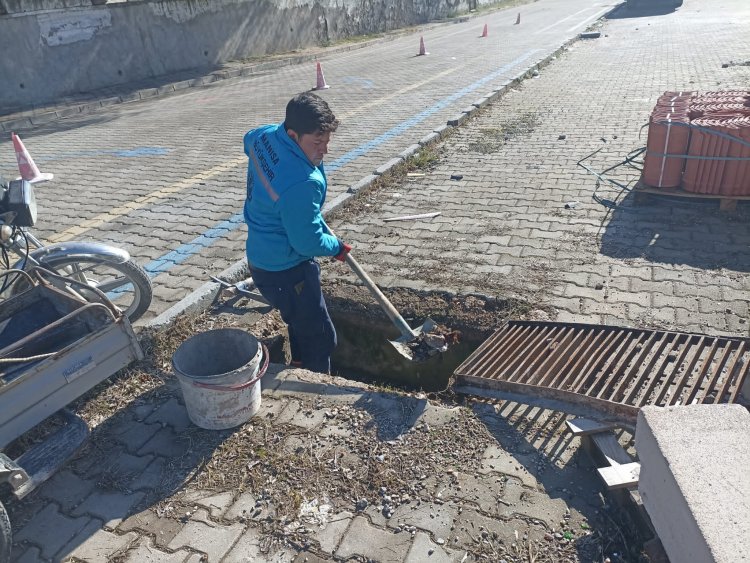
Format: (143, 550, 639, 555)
(389, 317, 438, 361)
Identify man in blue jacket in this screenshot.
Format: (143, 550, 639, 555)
(243, 92, 351, 374)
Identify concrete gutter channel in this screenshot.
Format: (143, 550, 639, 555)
(145, 27, 593, 330)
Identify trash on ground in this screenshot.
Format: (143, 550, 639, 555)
(558, 134, 567, 140)
(580, 31, 601, 39)
(564, 201, 581, 209)
(383, 212, 441, 222)
(450, 174, 464, 180)
(406, 323, 461, 362)
(406, 172, 426, 177)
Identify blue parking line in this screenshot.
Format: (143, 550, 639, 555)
(142, 50, 539, 277)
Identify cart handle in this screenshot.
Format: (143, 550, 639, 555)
(0, 302, 117, 360)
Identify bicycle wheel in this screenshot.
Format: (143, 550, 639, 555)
(40, 257, 153, 322)
(0, 500, 10, 563)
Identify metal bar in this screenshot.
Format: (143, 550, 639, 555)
(517, 327, 578, 384)
(617, 331, 672, 404)
(668, 336, 707, 406)
(683, 340, 719, 405)
(606, 331, 659, 402)
(501, 326, 565, 382)
(727, 354, 750, 404)
(652, 334, 695, 406)
(534, 328, 589, 387)
(636, 333, 687, 407)
(628, 332, 681, 406)
(698, 341, 734, 404)
(712, 342, 746, 404)
(591, 330, 642, 398)
(463, 324, 533, 377)
(567, 329, 620, 393)
(550, 329, 611, 390)
(492, 326, 548, 381)
(0, 302, 115, 359)
(456, 324, 512, 376)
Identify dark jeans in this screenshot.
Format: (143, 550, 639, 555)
(250, 260, 336, 374)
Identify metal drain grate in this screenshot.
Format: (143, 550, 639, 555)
(454, 321, 750, 423)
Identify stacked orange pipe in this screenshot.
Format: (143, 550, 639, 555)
(643, 91, 750, 195)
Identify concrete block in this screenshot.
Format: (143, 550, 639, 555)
(418, 132, 441, 146)
(38, 470, 96, 511)
(433, 124, 453, 138)
(72, 490, 146, 529)
(461, 105, 477, 115)
(166, 518, 245, 560)
(335, 516, 412, 561)
(374, 157, 404, 176)
(406, 531, 461, 563)
(398, 144, 421, 160)
(124, 539, 191, 562)
(14, 504, 92, 560)
(447, 113, 468, 126)
(636, 405, 750, 563)
(472, 96, 491, 109)
(315, 510, 353, 553)
(1, 117, 32, 131)
(347, 174, 378, 194)
(60, 523, 137, 562)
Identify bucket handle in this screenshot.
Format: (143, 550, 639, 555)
(192, 343, 269, 391)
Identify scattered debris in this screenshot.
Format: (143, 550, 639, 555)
(721, 60, 750, 68)
(558, 134, 567, 140)
(406, 323, 461, 361)
(383, 212, 441, 222)
(580, 31, 601, 39)
(450, 174, 464, 180)
(406, 172, 426, 177)
(564, 201, 580, 209)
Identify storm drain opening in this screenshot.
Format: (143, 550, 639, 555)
(454, 320, 750, 424)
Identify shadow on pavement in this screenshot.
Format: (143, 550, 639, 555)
(6, 381, 229, 561)
(473, 401, 646, 562)
(598, 190, 750, 272)
(608, 0, 683, 18)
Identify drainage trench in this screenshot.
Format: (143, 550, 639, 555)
(262, 287, 532, 392)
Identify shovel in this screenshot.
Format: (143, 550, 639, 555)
(324, 220, 437, 361)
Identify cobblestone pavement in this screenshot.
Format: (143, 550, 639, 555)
(330, 0, 750, 338)
(0, 0, 610, 322)
(6, 0, 750, 562)
(11, 364, 620, 563)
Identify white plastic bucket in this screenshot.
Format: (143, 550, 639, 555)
(172, 329, 268, 430)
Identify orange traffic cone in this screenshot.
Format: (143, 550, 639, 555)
(11, 132, 53, 184)
(515, 13, 521, 25)
(481, 24, 488, 37)
(417, 36, 429, 56)
(313, 62, 330, 90)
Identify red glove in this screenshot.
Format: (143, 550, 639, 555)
(334, 241, 352, 262)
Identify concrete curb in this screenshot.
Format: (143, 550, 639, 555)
(143, 22, 608, 331)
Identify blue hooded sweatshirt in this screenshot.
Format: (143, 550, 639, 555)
(243, 123, 340, 271)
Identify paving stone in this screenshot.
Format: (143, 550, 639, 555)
(72, 490, 146, 529)
(145, 398, 193, 432)
(292, 553, 331, 563)
(479, 445, 540, 489)
(386, 500, 457, 539)
(12, 546, 42, 563)
(137, 426, 189, 457)
(118, 507, 185, 548)
(166, 518, 244, 560)
(181, 490, 235, 519)
(221, 525, 264, 562)
(60, 521, 137, 562)
(405, 531, 463, 563)
(112, 420, 162, 452)
(37, 470, 96, 511)
(413, 403, 461, 429)
(313, 510, 353, 554)
(129, 457, 169, 492)
(335, 516, 412, 562)
(451, 508, 532, 548)
(224, 492, 258, 522)
(123, 539, 192, 562)
(14, 504, 93, 560)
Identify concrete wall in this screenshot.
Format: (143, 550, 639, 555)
(636, 404, 750, 563)
(0, 0, 496, 111)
